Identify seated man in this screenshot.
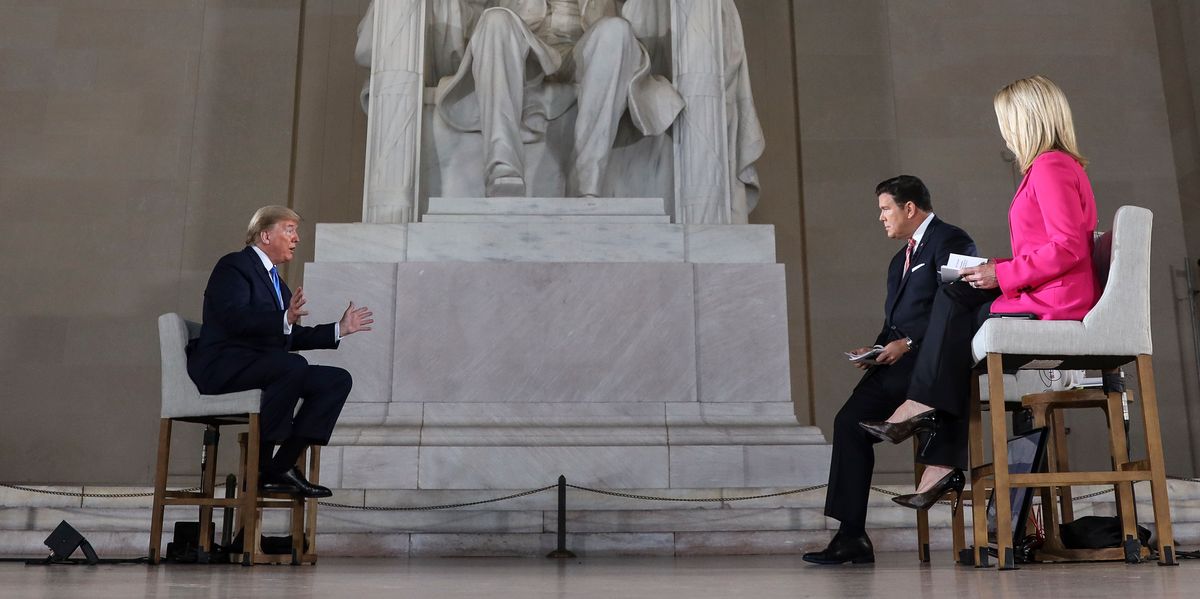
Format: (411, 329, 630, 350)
(432, 0, 683, 197)
(802, 176, 977, 565)
(187, 206, 373, 498)
(355, 0, 680, 198)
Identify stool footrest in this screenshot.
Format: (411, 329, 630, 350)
(1008, 471, 1151, 486)
(163, 497, 242, 507)
(1119, 459, 1150, 471)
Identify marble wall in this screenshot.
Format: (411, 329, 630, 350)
(2, 0, 1199, 485)
(0, 0, 303, 483)
(1151, 0, 1200, 475)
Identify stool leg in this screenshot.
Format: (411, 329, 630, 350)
(305, 445, 321, 563)
(969, 374, 989, 567)
(1051, 411, 1074, 523)
(149, 419, 172, 564)
(1039, 410, 1066, 555)
(1136, 355, 1177, 566)
(987, 355, 1016, 570)
(242, 415, 263, 566)
(914, 444, 930, 563)
(198, 424, 219, 557)
(1103, 378, 1137, 549)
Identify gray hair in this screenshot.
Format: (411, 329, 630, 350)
(244, 205, 301, 246)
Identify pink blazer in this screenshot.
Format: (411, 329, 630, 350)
(991, 151, 1099, 320)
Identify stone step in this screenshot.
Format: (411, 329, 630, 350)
(426, 197, 669, 216)
(312, 223, 777, 263)
(422, 214, 672, 223)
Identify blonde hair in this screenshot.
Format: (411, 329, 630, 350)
(244, 205, 301, 246)
(993, 75, 1087, 172)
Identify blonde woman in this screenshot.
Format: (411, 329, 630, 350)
(859, 75, 1100, 511)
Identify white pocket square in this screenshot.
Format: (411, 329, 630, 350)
(911, 263, 927, 272)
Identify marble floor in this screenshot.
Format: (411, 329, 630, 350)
(0, 552, 1195, 599)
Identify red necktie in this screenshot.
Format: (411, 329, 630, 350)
(902, 238, 916, 278)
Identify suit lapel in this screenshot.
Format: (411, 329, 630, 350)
(891, 216, 941, 311)
(242, 246, 285, 310)
(884, 249, 904, 318)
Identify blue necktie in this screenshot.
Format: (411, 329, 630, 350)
(270, 266, 284, 310)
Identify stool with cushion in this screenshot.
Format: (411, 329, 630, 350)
(151, 312, 320, 566)
(965, 206, 1175, 570)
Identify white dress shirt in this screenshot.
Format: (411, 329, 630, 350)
(249, 245, 340, 340)
(910, 212, 935, 248)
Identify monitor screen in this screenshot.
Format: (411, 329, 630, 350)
(986, 427, 1048, 545)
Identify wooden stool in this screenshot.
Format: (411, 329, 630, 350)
(1019, 387, 1149, 562)
(150, 416, 248, 563)
(913, 382, 1026, 566)
(233, 431, 321, 566)
(914, 435, 968, 564)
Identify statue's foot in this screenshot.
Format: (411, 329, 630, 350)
(487, 176, 526, 197)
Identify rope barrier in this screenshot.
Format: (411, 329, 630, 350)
(318, 485, 556, 511)
(4, 475, 1199, 509)
(564, 483, 829, 503)
(0, 484, 202, 498)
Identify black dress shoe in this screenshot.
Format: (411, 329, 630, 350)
(859, 409, 938, 445)
(260, 467, 332, 498)
(802, 531, 875, 565)
(892, 469, 966, 515)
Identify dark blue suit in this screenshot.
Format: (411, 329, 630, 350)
(824, 216, 976, 530)
(188, 246, 351, 446)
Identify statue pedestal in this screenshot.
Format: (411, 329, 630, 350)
(301, 201, 831, 555)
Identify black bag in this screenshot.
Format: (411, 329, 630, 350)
(1060, 516, 1151, 549)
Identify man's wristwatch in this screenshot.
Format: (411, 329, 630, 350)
(904, 337, 916, 351)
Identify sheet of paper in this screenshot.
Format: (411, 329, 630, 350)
(946, 253, 987, 269)
(940, 253, 987, 281)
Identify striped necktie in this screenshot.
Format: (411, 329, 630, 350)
(902, 238, 916, 278)
(269, 266, 284, 309)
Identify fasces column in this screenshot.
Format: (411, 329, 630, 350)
(672, 0, 731, 224)
(363, 0, 426, 224)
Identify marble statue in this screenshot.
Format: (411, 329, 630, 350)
(356, 0, 765, 222)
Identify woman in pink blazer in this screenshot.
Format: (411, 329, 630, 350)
(858, 75, 1100, 512)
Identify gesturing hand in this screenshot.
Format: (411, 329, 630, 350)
(287, 286, 309, 325)
(339, 302, 374, 336)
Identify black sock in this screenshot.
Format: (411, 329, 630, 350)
(258, 441, 276, 475)
(838, 523, 865, 537)
(267, 437, 308, 475)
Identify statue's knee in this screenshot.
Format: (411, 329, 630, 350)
(588, 16, 635, 45)
(476, 7, 524, 35)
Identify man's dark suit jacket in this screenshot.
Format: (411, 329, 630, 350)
(187, 246, 339, 393)
(872, 215, 977, 370)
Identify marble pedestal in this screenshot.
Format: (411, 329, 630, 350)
(297, 201, 831, 555)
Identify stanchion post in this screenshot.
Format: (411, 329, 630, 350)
(546, 475, 576, 559)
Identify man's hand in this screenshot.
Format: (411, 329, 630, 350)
(848, 346, 873, 370)
(874, 338, 909, 365)
(287, 286, 309, 325)
(960, 261, 998, 289)
(339, 302, 374, 336)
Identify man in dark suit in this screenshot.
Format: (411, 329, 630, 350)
(187, 206, 373, 498)
(802, 176, 977, 564)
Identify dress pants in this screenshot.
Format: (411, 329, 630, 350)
(217, 351, 352, 446)
(907, 281, 1000, 469)
(824, 358, 913, 530)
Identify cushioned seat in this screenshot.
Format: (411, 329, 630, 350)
(150, 313, 320, 566)
(964, 206, 1175, 570)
